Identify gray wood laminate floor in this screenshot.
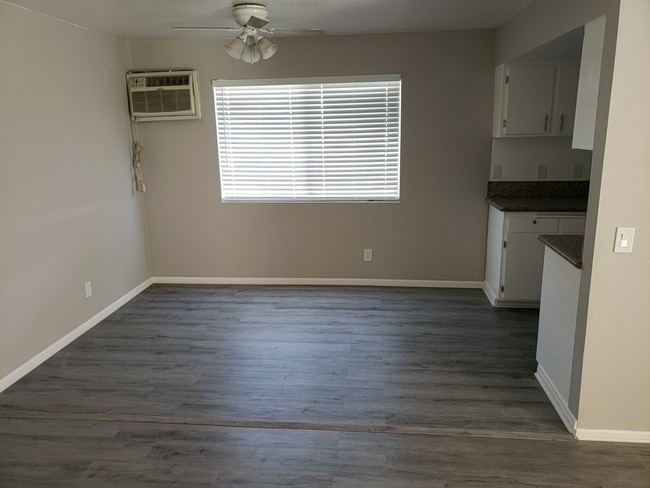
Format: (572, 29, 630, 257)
(1, 285, 649, 486)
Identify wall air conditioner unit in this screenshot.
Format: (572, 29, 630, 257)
(126, 69, 201, 121)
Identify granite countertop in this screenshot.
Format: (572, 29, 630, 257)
(539, 234, 584, 269)
(486, 197, 588, 212)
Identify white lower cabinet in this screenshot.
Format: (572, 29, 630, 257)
(535, 246, 581, 432)
(484, 207, 585, 307)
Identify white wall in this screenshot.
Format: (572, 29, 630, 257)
(129, 30, 495, 282)
(0, 4, 150, 381)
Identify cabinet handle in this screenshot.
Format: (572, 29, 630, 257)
(544, 114, 548, 132)
(560, 114, 565, 131)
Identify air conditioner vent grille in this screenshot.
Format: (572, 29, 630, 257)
(145, 75, 190, 87)
(131, 89, 192, 114)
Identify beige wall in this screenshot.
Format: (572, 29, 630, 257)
(576, 0, 650, 431)
(495, 0, 613, 65)
(499, 0, 650, 433)
(0, 4, 150, 380)
(129, 31, 495, 281)
(490, 137, 592, 181)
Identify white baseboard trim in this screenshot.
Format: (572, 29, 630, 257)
(152, 276, 484, 289)
(535, 365, 577, 435)
(575, 428, 650, 443)
(481, 282, 539, 308)
(0, 278, 154, 394)
(482, 282, 498, 305)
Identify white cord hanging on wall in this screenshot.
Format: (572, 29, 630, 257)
(130, 119, 146, 193)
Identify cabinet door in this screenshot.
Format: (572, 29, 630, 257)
(504, 64, 556, 136)
(501, 217, 558, 301)
(552, 63, 580, 134)
(501, 233, 548, 301)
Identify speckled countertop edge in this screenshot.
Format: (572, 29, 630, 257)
(539, 234, 584, 269)
(487, 181, 590, 199)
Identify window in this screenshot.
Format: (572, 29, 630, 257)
(213, 75, 401, 202)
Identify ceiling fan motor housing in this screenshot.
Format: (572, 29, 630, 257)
(233, 3, 268, 27)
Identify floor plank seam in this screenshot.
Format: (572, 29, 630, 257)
(0, 413, 576, 443)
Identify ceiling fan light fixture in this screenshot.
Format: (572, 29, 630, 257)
(176, 0, 321, 64)
(241, 43, 261, 64)
(225, 36, 246, 59)
(256, 37, 278, 60)
(232, 3, 268, 27)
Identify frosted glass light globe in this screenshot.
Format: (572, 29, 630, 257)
(241, 44, 261, 64)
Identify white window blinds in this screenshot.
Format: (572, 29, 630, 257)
(213, 75, 401, 202)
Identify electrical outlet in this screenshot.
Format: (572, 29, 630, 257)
(85, 281, 93, 298)
(537, 164, 548, 179)
(363, 248, 373, 262)
(572, 163, 584, 178)
(493, 165, 502, 179)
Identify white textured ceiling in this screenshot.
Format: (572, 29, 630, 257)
(4, 0, 533, 40)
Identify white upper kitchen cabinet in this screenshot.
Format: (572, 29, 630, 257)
(493, 62, 580, 138)
(495, 63, 555, 136)
(552, 63, 580, 135)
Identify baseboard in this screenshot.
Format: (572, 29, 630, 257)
(482, 282, 498, 305)
(535, 365, 577, 434)
(0, 278, 154, 394)
(481, 282, 540, 308)
(152, 276, 484, 289)
(492, 299, 540, 309)
(575, 428, 650, 444)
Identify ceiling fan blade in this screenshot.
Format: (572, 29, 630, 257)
(264, 28, 325, 35)
(247, 16, 269, 29)
(172, 26, 242, 32)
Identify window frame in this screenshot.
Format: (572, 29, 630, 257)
(212, 74, 402, 204)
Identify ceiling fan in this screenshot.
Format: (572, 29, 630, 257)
(173, 1, 325, 64)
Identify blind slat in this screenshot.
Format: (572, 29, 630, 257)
(214, 77, 401, 202)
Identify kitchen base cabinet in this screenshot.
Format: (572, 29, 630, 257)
(483, 206, 585, 307)
(501, 231, 550, 301)
(535, 246, 581, 432)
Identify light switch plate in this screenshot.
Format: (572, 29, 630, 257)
(493, 165, 502, 179)
(614, 227, 635, 253)
(537, 164, 548, 179)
